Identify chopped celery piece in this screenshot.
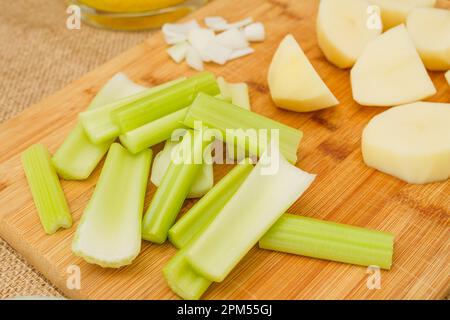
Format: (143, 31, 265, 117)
(217, 76, 231, 101)
(183, 93, 302, 163)
(186, 144, 316, 282)
(151, 139, 214, 199)
(169, 160, 253, 249)
(142, 131, 209, 244)
(80, 78, 185, 144)
(52, 73, 147, 180)
(229, 82, 251, 110)
(259, 214, 394, 270)
(72, 143, 152, 268)
(112, 72, 220, 133)
(119, 108, 188, 154)
(163, 248, 212, 300)
(21, 144, 72, 234)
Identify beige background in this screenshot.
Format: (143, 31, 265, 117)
(0, 0, 151, 298)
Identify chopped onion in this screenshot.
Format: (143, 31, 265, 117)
(167, 41, 189, 63)
(188, 28, 215, 61)
(206, 17, 254, 31)
(215, 28, 249, 50)
(162, 20, 200, 45)
(202, 40, 232, 65)
(185, 45, 204, 71)
(243, 22, 265, 42)
(229, 47, 255, 60)
(204, 16, 228, 29)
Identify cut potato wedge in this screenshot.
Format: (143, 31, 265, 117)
(268, 34, 338, 112)
(317, 0, 382, 68)
(369, 0, 437, 30)
(362, 102, 450, 184)
(351, 25, 436, 107)
(406, 8, 450, 71)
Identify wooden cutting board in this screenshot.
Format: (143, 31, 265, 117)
(0, 0, 449, 300)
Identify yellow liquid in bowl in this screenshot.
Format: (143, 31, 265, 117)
(79, 0, 186, 13)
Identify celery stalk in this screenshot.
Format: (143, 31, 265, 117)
(217, 77, 231, 101)
(259, 214, 394, 270)
(142, 131, 209, 244)
(119, 108, 188, 154)
(21, 144, 72, 234)
(111, 72, 220, 133)
(229, 82, 251, 110)
(52, 73, 147, 180)
(186, 144, 316, 281)
(183, 93, 302, 163)
(80, 78, 185, 144)
(72, 143, 152, 268)
(151, 139, 213, 199)
(169, 160, 253, 249)
(163, 248, 212, 300)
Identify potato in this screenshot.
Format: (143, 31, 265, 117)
(268, 34, 338, 112)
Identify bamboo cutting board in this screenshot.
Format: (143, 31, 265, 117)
(0, 0, 449, 300)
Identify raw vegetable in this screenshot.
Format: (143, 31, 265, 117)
(362, 102, 450, 184)
(142, 131, 210, 244)
(52, 73, 147, 180)
(215, 28, 249, 50)
(72, 143, 152, 268)
(228, 47, 254, 60)
(368, 0, 436, 30)
(21, 144, 72, 234)
(186, 144, 316, 282)
(204, 16, 253, 31)
(119, 107, 188, 154)
(351, 25, 436, 107)
(186, 45, 204, 71)
(217, 77, 251, 110)
(188, 28, 215, 61)
(259, 214, 394, 270)
(183, 93, 303, 164)
(167, 41, 189, 63)
(163, 247, 212, 300)
(268, 34, 339, 112)
(79, 78, 185, 144)
(169, 160, 254, 248)
(151, 139, 214, 199)
(243, 22, 265, 42)
(317, 0, 382, 69)
(111, 72, 219, 133)
(162, 20, 200, 44)
(406, 8, 450, 71)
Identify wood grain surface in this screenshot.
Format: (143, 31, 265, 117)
(0, 0, 449, 300)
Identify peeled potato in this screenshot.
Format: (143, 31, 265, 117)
(446, 70, 450, 85)
(268, 34, 339, 112)
(317, 0, 382, 69)
(369, 0, 437, 30)
(362, 102, 450, 184)
(351, 25, 436, 106)
(406, 8, 450, 71)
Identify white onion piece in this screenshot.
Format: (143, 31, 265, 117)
(229, 47, 255, 60)
(188, 28, 216, 61)
(216, 28, 249, 50)
(167, 41, 189, 63)
(186, 45, 204, 71)
(203, 40, 233, 65)
(204, 16, 228, 29)
(207, 17, 254, 31)
(243, 22, 265, 42)
(162, 20, 200, 44)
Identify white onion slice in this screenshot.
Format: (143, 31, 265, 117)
(162, 20, 200, 44)
(216, 28, 249, 49)
(188, 28, 216, 61)
(203, 40, 233, 65)
(207, 17, 254, 31)
(186, 45, 204, 71)
(167, 41, 189, 63)
(204, 16, 228, 29)
(243, 22, 265, 42)
(229, 47, 255, 60)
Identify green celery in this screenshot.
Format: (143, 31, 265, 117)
(183, 93, 302, 163)
(217, 77, 231, 101)
(52, 73, 147, 180)
(111, 72, 220, 133)
(79, 78, 185, 144)
(186, 144, 316, 282)
(119, 108, 188, 154)
(151, 139, 214, 199)
(163, 247, 212, 300)
(72, 143, 152, 268)
(169, 160, 253, 249)
(21, 144, 72, 234)
(229, 82, 251, 110)
(259, 214, 394, 270)
(142, 131, 210, 244)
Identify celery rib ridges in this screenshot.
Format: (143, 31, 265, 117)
(72, 143, 152, 268)
(112, 72, 220, 133)
(183, 93, 302, 163)
(259, 214, 394, 269)
(21, 144, 72, 234)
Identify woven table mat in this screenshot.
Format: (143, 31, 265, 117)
(0, 0, 150, 299)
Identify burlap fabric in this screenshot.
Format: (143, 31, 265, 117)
(0, 0, 150, 299)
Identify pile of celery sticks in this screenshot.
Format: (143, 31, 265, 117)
(21, 72, 394, 299)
